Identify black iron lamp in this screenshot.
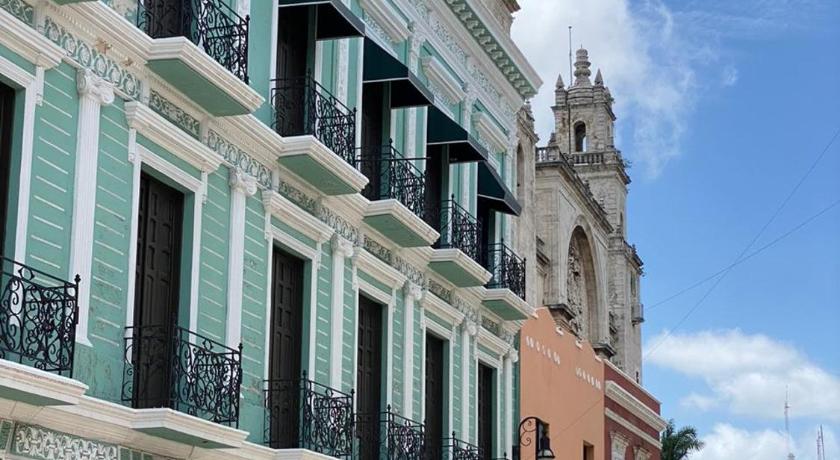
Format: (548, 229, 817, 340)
(513, 416, 556, 460)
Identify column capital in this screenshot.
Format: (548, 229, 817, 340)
(76, 69, 114, 106)
(332, 234, 355, 258)
(229, 168, 258, 196)
(506, 347, 519, 364)
(403, 281, 424, 302)
(461, 319, 478, 337)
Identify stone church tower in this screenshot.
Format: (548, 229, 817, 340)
(546, 48, 644, 380)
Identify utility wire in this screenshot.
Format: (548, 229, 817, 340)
(645, 125, 840, 358)
(644, 196, 840, 357)
(645, 125, 840, 312)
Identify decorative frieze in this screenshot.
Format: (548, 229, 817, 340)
(42, 17, 141, 99)
(364, 236, 392, 264)
(149, 90, 200, 139)
(0, 0, 33, 25)
(11, 424, 119, 460)
(206, 129, 272, 188)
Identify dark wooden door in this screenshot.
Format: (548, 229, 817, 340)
(361, 84, 385, 200)
(268, 247, 305, 448)
(133, 172, 183, 409)
(276, 6, 311, 136)
(0, 83, 14, 252)
(357, 295, 383, 460)
(477, 364, 494, 460)
(144, 0, 184, 38)
(425, 334, 445, 459)
(424, 146, 444, 232)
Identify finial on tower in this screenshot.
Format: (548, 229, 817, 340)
(573, 47, 592, 87)
(556, 72, 565, 90)
(594, 68, 604, 86)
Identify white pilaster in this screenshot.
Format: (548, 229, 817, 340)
(225, 168, 257, 349)
(402, 282, 423, 417)
(69, 69, 114, 347)
(405, 29, 424, 159)
(11, 65, 44, 261)
(330, 235, 354, 388)
(461, 318, 477, 438)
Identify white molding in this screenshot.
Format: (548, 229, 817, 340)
(604, 407, 663, 450)
(477, 348, 501, 370)
(137, 145, 204, 192)
(420, 55, 465, 104)
(355, 249, 408, 291)
(481, 287, 535, 319)
(225, 169, 258, 350)
(360, 0, 410, 44)
(147, 37, 264, 113)
(385, 287, 395, 407)
(69, 69, 115, 347)
(421, 291, 465, 328)
(460, 320, 476, 437)
(309, 242, 323, 377)
(357, 279, 392, 306)
(473, 110, 508, 154)
(0, 359, 88, 406)
(364, 200, 440, 247)
(280, 136, 369, 194)
(0, 8, 64, 69)
(477, 326, 508, 356)
(605, 380, 668, 432)
(124, 129, 141, 341)
(330, 235, 354, 388)
(0, 54, 35, 88)
(262, 189, 335, 243)
(125, 101, 223, 174)
(503, 353, 513, 456)
(67, 1, 153, 63)
(402, 282, 423, 416)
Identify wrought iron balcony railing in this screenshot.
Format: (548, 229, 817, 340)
(135, 0, 250, 82)
(122, 325, 242, 426)
(356, 406, 425, 460)
(356, 143, 426, 218)
(427, 198, 482, 265)
(484, 241, 526, 301)
(0, 256, 79, 377)
(264, 372, 354, 458)
(443, 433, 483, 460)
(271, 75, 357, 165)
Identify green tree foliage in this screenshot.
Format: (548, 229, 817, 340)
(661, 419, 704, 460)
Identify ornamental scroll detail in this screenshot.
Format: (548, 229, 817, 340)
(149, 91, 201, 139)
(206, 130, 272, 188)
(566, 241, 586, 336)
(0, 0, 33, 25)
(11, 424, 119, 460)
(42, 17, 141, 100)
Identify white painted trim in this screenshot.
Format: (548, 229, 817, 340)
(460, 321, 476, 437)
(355, 249, 407, 290)
(0, 359, 88, 406)
(225, 169, 258, 349)
(67, 1, 153, 62)
(385, 288, 396, 408)
(0, 54, 35, 88)
(138, 146, 204, 192)
(69, 70, 114, 347)
(359, 0, 410, 44)
(429, 248, 492, 285)
(357, 279, 392, 306)
(124, 101, 223, 174)
(364, 199, 440, 247)
(477, 349, 501, 370)
(262, 189, 335, 244)
(146, 37, 264, 113)
(262, 209, 273, 381)
(420, 55, 465, 104)
(503, 354, 513, 456)
(605, 380, 668, 432)
(481, 287, 535, 319)
(269, 0, 279, 97)
(308, 243, 323, 378)
(419, 310, 427, 423)
(279, 136, 370, 194)
(422, 291, 465, 327)
(473, 110, 508, 154)
(604, 407, 663, 449)
(131, 408, 248, 449)
(0, 8, 64, 69)
(477, 327, 509, 356)
(124, 130, 142, 339)
(269, 226, 320, 262)
(401, 282, 422, 416)
(351, 259, 360, 408)
(329, 236, 354, 388)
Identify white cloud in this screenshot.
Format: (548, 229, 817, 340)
(510, 0, 831, 178)
(680, 393, 718, 411)
(646, 329, 840, 421)
(688, 424, 839, 460)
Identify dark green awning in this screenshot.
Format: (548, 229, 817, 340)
(478, 161, 521, 216)
(278, 0, 365, 40)
(363, 38, 434, 108)
(426, 106, 488, 163)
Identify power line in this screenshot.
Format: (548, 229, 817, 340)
(645, 125, 840, 312)
(644, 196, 840, 357)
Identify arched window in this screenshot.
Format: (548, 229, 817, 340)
(574, 122, 587, 152)
(567, 227, 599, 342)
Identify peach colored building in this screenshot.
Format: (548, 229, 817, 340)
(520, 308, 605, 460)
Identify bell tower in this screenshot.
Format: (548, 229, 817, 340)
(551, 48, 644, 380)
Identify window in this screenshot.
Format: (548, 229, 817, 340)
(0, 82, 14, 252)
(574, 122, 587, 152)
(583, 442, 595, 460)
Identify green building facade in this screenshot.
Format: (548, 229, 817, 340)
(0, 0, 541, 458)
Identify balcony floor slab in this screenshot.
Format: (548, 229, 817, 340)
(0, 359, 87, 406)
(482, 288, 534, 320)
(363, 200, 439, 248)
(279, 136, 368, 195)
(428, 248, 491, 287)
(132, 408, 248, 449)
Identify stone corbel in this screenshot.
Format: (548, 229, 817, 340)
(229, 167, 258, 197)
(332, 234, 355, 259)
(506, 347, 519, 364)
(404, 281, 424, 303)
(77, 69, 115, 106)
(610, 431, 631, 460)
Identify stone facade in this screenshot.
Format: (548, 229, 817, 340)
(535, 48, 644, 381)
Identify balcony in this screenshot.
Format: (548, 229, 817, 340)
(356, 407, 425, 460)
(426, 199, 491, 288)
(0, 256, 86, 406)
(481, 242, 532, 320)
(272, 75, 368, 196)
(357, 144, 439, 248)
(122, 325, 246, 448)
(136, 0, 263, 115)
(443, 434, 483, 460)
(264, 373, 354, 458)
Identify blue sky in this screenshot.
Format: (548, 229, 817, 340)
(512, 1, 840, 458)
